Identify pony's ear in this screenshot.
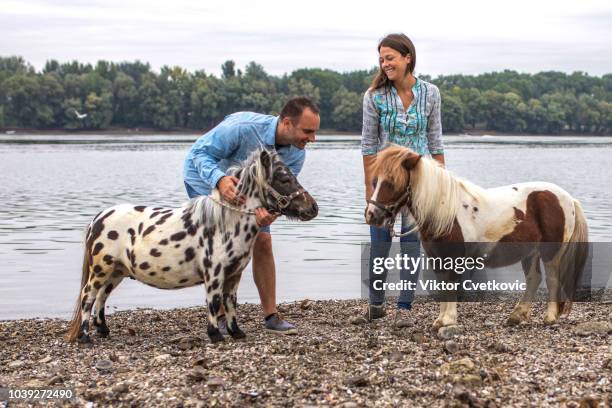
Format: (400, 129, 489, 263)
(402, 151, 422, 171)
(259, 149, 272, 174)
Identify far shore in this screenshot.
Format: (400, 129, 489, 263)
(1, 127, 611, 138)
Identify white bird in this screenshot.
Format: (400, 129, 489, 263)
(73, 109, 88, 119)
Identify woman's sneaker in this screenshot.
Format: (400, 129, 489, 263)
(393, 308, 415, 328)
(367, 304, 386, 321)
(264, 313, 297, 335)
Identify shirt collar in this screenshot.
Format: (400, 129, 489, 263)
(264, 116, 279, 146)
(391, 77, 420, 95)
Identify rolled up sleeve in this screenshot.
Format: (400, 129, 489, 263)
(190, 124, 241, 188)
(426, 85, 444, 155)
(361, 90, 380, 156)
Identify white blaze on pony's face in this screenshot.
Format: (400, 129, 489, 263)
(365, 177, 402, 228)
(364, 147, 421, 227)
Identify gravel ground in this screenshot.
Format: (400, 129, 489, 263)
(0, 298, 610, 407)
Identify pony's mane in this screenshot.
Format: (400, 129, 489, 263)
(185, 149, 276, 232)
(372, 146, 412, 192)
(374, 145, 485, 238)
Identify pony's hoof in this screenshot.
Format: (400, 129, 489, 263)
(77, 334, 92, 344)
(96, 326, 110, 337)
(209, 333, 224, 344)
(230, 329, 246, 340)
(506, 316, 522, 326)
(543, 316, 558, 326)
(207, 327, 224, 344)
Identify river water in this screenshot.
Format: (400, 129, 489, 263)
(1, 134, 611, 319)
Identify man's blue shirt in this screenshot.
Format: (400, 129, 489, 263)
(183, 112, 306, 195)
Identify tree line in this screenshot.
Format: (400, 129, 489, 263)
(0, 56, 610, 134)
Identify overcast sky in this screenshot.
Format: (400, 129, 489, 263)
(1, 0, 611, 77)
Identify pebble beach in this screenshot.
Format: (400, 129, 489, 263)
(1, 298, 610, 407)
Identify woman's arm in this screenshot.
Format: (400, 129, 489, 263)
(363, 154, 376, 201)
(362, 90, 380, 200)
(426, 85, 445, 167)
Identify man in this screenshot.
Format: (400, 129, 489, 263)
(183, 97, 320, 334)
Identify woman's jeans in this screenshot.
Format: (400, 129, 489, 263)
(368, 215, 420, 309)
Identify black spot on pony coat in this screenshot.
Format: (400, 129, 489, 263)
(171, 231, 186, 241)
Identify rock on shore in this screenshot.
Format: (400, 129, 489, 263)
(0, 299, 610, 407)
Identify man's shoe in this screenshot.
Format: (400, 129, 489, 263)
(366, 304, 386, 321)
(393, 308, 415, 329)
(264, 313, 297, 335)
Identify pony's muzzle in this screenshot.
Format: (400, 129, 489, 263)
(297, 193, 318, 221)
(364, 204, 386, 227)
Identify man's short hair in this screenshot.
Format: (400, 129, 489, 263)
(279, 97, 320, 124)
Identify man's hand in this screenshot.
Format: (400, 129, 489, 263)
(255, 207, 278, 227)
(217, 176, 245, 205)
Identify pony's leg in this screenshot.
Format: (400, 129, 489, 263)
(433, 302, 448, 330)
(76, 268, 102, 343)
(223, 285, 245, 340)
(205, 271, 225, 343)
(432, 270, 458, 329)
(508, 254, 542, 325)
(543, 260, 561, 325)
(434, 301, 458, 328)
(92, 271, 125, 337)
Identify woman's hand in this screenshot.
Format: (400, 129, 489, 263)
(255, 207, 278, 227)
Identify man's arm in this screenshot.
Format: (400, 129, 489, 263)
(190, 122, 241, 191)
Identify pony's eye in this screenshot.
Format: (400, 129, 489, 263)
(372, 178, 378, 187)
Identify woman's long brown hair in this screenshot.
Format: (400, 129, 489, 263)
(370, 33, 416, 90)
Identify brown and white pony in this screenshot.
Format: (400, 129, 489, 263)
(365, 145, 589, 329)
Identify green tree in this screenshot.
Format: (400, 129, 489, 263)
(221, 60, 236, 80)
(2, 75, 40, 126)
(291, 68, 343, 126)
(330, 86, 362, 131)
(287, 78, 321, 105)
(190, 75, 226, 129)
(62, 98, 85, 129)
(441, 93, 465, 133)
(113, 72, 140, 126)
(83, 92, 113, 128)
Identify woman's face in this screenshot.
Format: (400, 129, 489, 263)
(379, 46, 411, 81)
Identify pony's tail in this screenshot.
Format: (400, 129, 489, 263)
(557, 200, 589, 316)
(66, 239, 91, 342)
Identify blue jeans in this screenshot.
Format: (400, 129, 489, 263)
(184, 181, 270, 233)
(368, 215, 420, 309)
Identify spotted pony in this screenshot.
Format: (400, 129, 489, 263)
(67, 149, 318, 344)
(365, 145, 589, 329)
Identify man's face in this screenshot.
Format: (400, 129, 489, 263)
(287, 108, 320, 149)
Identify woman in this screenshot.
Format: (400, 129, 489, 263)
(361, 33, 445, 326)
